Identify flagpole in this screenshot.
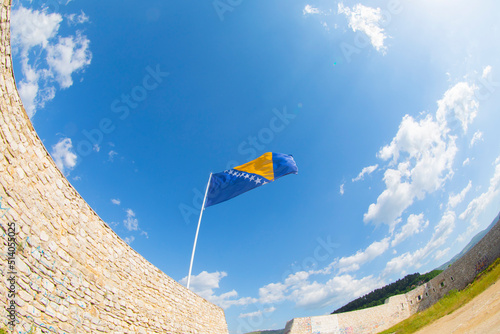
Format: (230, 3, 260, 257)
(187, 172, 212, 290)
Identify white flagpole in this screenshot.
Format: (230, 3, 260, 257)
(187, 172, 212, 290)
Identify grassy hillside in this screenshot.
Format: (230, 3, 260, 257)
(379, 257, 500, 334)
(332, 270, 442, 314)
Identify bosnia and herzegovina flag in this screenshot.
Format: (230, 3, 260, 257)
(205, 152, 298, 208)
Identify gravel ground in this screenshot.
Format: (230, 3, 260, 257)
(414, 280, 500, 334)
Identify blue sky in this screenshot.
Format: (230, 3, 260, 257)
(10, 0, 500, 332)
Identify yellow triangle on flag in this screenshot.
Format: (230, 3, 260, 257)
(233, 152, 274, 181)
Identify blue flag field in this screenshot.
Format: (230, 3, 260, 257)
(205, 152, 298, 208)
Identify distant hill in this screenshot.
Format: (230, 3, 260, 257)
(331, 270, 442, 314)
(435, 212, 500, 271)
(246, 330, 284, 334)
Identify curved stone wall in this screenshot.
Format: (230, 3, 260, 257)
(0, 1, 228, 333)
(406, 211, 500, 313)
(284, 294, 411, 334)
(284, 213, 500, 334)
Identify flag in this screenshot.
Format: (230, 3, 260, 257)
(205, 152, 298, 208)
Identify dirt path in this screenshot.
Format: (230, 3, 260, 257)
(414, 280, 500, 334)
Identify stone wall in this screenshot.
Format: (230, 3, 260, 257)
(284, 213, 500, 334)
(284, 294, 411, 334)
(406, 211, 500, 313)
(0, 1, 228, 333)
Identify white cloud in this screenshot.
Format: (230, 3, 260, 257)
(239, 310, 261, 319)
(11, 6, 62, 52)
(259, 270, 384, 309)
(11, 6, 63, 117)
(259, 271, 311, 305)
(66, 11, 90, 25)
(183, 271, 227, 295)
(255, 237, 392, 309)
(364, 164, 414, 231)
(264, 306, 276, 313)
(463, 158, 471, 166)
(436, 82, 478, 133)
(352, 164, 378, 182)
(180, 271, 257, 309)
(337, 237, 390, 273)
(434, 248, 450, 261)
(378, 115, 448, 164)
(51, 137, 77, 175)
(18, 73, 57, 116)
(338, 3, 387, 53)
(211, 291, 257, 309)
(108, 150, 118, 161)
(292, 274, 384, 309)
(46, 33, 92, 89)
(10, 5, 91, 117)
(18, 78, 39, 116)
(79, 12, 90, 24)
(365, 80, 480, 231)
(124, 236, 135, 244)
(111, 198, 121, 205)
(239, 307, 276, 319)
(459, 159, 500, 232)
(391, 213, 429, 247)
(448, 181, 472, 209)
(303, 5, 320, 15)
(259, 282, 288, 304)
(482, 65, 492, 79)
(123, 209, 139, 231)
(339, 183, 345, 195)
(384, 210, 456, 275)
(470, 130, 483, 147)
